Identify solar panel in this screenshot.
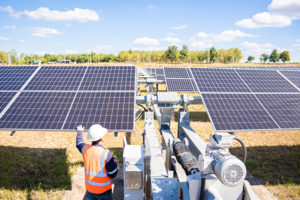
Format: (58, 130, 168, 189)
(155, 68, 164, 75)
(63, 92, 135, 131)
(190, 68, 250, 92)
(25, 66, 87, 91)
(156, 75, 165, 81)
(0, 92, 75, 130)
(0, 66, 37, 90)
(280, 70, 300, 89)
(256, 94, 300, 129)
(236, 70, 298, 92)
(164, 67, 190, 78)
(80, 66, 136, 91)
(202, 93, 279, 131)
(166, 79, 196, 92)
(0, 92, 16, 113)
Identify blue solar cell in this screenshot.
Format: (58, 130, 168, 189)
(236, 70, 298, 92)
(280, 70, 300, 89)
(155, 68, 164, 75)
(25, 66, 87, 91)
(256, 94, 300, 129)
(164, 68, 190, 79)
(202, 93, 279, 131)
(0, 66, 37, 90)
(190, 68, 250, 93)
(0, 92, 16, 113)
(63, 92, 135, 131)
(166, 79, 196, 92)
(80, 66, 136, 91)
(0, 92, 75, 130)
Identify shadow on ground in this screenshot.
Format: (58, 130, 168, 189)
(174, 111, 210, 122)
(0, 145, 71, 191)
(230, 145, 300, 186)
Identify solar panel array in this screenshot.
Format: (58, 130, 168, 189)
(164, 67, 197, 92)
(190, 67, 300, 132)
(0, 66, 136, 131)
(143, 68, 165, 81)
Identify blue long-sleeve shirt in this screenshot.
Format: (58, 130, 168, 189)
(76, 131, 118, 178)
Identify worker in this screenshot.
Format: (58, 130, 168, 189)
(76, 124, 118, 200)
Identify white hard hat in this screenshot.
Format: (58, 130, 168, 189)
(87, 124, 108, 141)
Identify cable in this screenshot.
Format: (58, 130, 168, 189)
(233, 136, 247, 163)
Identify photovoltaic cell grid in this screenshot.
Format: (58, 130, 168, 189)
(164, 67, 190, 78)
(164, 68, 197, 92)
(166, 79, 196, 92)
(0, 66, 137, 131)
(25, 66, 87, 91)
(236, 69, 299, 92)
(0, 92, 76, 130)
(63, 92, 135, 131)
(190, 67, 300, 131)
(0, 92, 16, 113)
(0, 66, 37, 90)
(190, 68, 251, 92)
(280, 71, 300, 89)
(80, 66, 135, 91)
(256, 94, 300, 129)
(202, 93, 279, 131)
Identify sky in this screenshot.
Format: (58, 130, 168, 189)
(0, 0, 300, 62)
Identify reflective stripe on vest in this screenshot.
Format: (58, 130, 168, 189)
(83, 145, 112, 194)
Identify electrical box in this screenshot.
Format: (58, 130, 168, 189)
(123, 143, 144, 199)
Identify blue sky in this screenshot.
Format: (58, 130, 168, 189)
(0, 0, 300, 62)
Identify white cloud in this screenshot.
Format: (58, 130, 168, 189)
(147, 5, 157, 9)
(24, 7, 100, 22)
(191, 30, 256, 42)
(241, 41, 285, 60)
(0, 6, 100, 22)
(236, 12, 291, 28)
(0, 5, 22, 18)
(19, 40, 25, 43)
(133, 37, 159, 46)
(190, 41, 212, 49)
(236, 0, 300, 28)
(0, 36, 10, 41)
(66, 23, 72, 27)
(268, 0, 300, 20)
(163, 36, 182, 44)
(32, 27, 61, 37)
(4, 25, 16, 29)
(172, 25, 187, 30)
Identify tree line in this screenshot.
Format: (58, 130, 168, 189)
(0, 45, 291, 64)
(247, 49, 290, 63)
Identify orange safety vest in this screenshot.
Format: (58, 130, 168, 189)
(81, 144, 112, 194)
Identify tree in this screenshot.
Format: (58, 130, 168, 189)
(279, 51, 290, 63)
(179, 45, 188, 61)
(247, 56, 255, 63)
(209, 47, 217, 63)
(269, 49, 279, 63)
(165, 45, 178, 62)
(0, 51, 8, 64)
(260, 53, 268, 63)
(9, 49, 18, 64)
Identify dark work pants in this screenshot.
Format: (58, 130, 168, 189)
(86, 190, 112, 200)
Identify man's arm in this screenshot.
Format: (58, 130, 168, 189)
(76, 125, 85, 153)
(105, 151, 118, 178)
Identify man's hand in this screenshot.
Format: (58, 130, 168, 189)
(76, 125, 84, 132)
